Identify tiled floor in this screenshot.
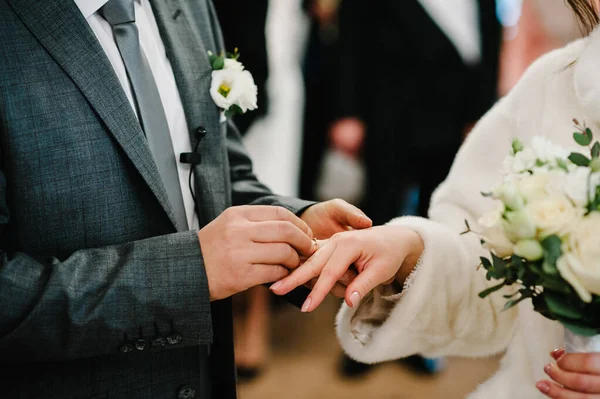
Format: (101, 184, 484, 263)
(238, 295, 500, 399)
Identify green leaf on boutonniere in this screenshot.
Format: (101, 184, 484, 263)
(574, 129, 593, 146)
(592, 142, 600, 158)
(224, 104, 243, 118)
(569, 152, 591, 167)
(212, 55, 225, 70)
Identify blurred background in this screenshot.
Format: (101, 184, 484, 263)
(212, 0, 583, 397)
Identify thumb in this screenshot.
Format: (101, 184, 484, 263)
(344, 266, 389, 308)
(330, 200, 372, 230)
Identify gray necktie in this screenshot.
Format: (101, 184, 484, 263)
(101, 0, 188, 230)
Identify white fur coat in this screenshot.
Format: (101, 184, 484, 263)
(336, 27, 600, 399)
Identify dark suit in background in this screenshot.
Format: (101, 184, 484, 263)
(0, 0, 311, 398)
(336, 0, 502, 224)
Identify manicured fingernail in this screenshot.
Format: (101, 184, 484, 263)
(349, 292, 361, 308)
(536, 381, 550, 394)
(270, 281, 283, 292)
(550, 348, 565, 360)
(301, 297, 312, 313)
(544, 364, 552, 375)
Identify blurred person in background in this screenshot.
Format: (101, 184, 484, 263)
(299, 0, 341, 201)
(330, 0, 502, 376)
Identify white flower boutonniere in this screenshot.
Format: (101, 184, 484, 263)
(208, 48, 258, 118)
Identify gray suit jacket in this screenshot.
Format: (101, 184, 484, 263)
(0, 0, 313, 397)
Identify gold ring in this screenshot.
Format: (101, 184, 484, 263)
(312, 238, 319, 252)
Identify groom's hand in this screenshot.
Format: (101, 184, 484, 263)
(299, 199, 372, 239)
(199, 206, 315, 301)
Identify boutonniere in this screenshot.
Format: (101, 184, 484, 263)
(208, 48, 258, 119)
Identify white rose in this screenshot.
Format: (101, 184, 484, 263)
(563, 167, 591, 207)
(527, 195, 582, 237)
(557, 212, 600, 302)
(557, 254, 592, 303)
(518, 173, 549, 203)
(514, 239, 543, 261)
(481, 226, 514, 258)
(210, 69, 258, 113)
(223, 58, 244, 71)
(504, 210, 537, 240)
(494, 182, 525, 210)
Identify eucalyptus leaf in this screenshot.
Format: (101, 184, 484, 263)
(574, 132, 592, 146)
(503, 295, 529, 311)
(478, 281, 506, 298)
(569, 152, 591, 167)
(593, 142, 600, 158)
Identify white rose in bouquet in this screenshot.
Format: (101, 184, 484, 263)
(504, 210, 537, 240)
(481, 226, 514, 258)
(527, 195, 582, 237)
(557, 212, 600, 303)
(518, 173, 550, 202)
(493, 182, 525, 211)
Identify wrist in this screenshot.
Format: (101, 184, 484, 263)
(395, 229, 424, 286)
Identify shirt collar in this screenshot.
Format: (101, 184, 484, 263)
(74, 0, 142, 19)
(74, 0, 110, 19)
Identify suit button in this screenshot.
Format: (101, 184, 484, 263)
(119, 343, 134, 353)
(167, 333, 182, 345)
(151, 336, 166, 349)
(177, 385, 196, 399)
(134, 338, 148, 351)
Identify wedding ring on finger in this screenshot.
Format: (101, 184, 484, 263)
(312, 238, 319, 252)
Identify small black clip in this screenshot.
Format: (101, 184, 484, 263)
(179, 152, 202, 165)
(172, 9, 181, 20)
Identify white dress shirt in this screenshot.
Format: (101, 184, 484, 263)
(417, 0, 482, 65)
(74, 0, 198, 230)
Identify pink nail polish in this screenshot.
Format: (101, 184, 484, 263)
(349, 292, 361, 308)
(550, 348, 565, 360)
(301, 297, 312, 313)
(536, 381, 550, 394)
(270, 281, 283, 291)
(544, 364, 551, 374)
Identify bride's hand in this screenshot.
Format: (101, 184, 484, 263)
(270, 225, 424, 312)
(537, 348, 600, 398)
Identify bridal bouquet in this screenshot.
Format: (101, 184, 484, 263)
(471, 120, 600, 347)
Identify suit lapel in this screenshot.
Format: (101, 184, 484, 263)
(7, 0, 179, 230)
(150, 0, 226, 225)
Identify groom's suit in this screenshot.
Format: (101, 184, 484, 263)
(0, 0, 312, 398)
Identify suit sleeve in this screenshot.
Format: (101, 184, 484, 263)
(0, 152, 213, 361)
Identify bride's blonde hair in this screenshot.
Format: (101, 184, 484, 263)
(567, 0, 599, 33)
